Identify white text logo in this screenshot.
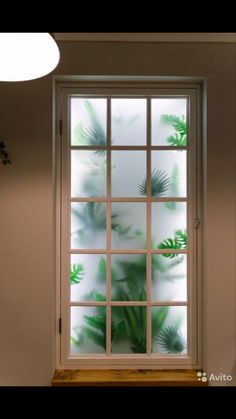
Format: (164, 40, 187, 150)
(197, 371, 232, 382)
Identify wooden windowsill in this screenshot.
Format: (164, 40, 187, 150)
(52, 369, 208, 386)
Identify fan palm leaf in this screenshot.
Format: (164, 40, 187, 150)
(139, 169, 172, 196)
(79, 100, 106, 157)
(157, 326, 186, 353)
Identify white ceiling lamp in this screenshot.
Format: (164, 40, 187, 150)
(0, 33, 60, 82)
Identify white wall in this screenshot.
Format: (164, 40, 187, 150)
(0, 41, 235, 385)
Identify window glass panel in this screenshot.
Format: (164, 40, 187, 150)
(111, 98, 146, 145)
(111, 306, 146, 353)
(111, 202, 146, 249)
(151, 254, 187, 301)
(71, 150, 107, 197)
(71, 98, 107, 146)
(151, 306, 187, 354)
(151, 151, 187, 197)
(71, 306, 106, 354)
(71, 202, 106, 249)
(111, 254, 146, 301)
(111, 151, 146, 197)
(151, 202, 187, 248)
(71, 254, 106, 302)
(152, 98, 187, 146)
(62, 89, 196, 365)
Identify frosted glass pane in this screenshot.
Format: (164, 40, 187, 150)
(151, 254, 187, 301)
(112, 306, 146, 353)
(111, 151, 146, 197)
(71, 151, 106, 197)
(111, 99, 146, 145)
(71, 254, 106, 302)
(71, 98, 107, 146)
(71, 202, 106, 249)
(111, 203, 146, 249)
(151, 202, 187, 248)
(151, 151, 186, 197)
(111, 254, 146, 301)
(71, 306, 106, 354)
(152, 98, 187, 145)
(152, 306, 187, 354)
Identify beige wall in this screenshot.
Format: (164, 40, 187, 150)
(0, 42, 235, 385)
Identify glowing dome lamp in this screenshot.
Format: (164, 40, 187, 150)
(0, 33, 60, 82)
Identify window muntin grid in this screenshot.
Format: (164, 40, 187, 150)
(58, 87, 198, 367)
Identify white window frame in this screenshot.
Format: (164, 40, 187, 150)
(54, 78, 202, 369)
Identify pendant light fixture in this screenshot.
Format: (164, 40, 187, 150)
(0, 33, 60, 82)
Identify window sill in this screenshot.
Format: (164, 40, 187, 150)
(52, 369, 207, 386)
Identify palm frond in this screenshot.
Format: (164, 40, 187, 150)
(131, 338, 146, 353)
(84, 314, 106, 331)
(165, 164, 180, 209)
(83, 314, 106, 349)
(82, 310, 122, 350)
(70, 263, 84, 285)
(96, 257, 106, 282)
(112, 224, 133, 236)
(80, 100, 106, 156)
(122, 305, 146, 353)
(167, 133, 186, 147)
(112, 319, 127, 342)
(139, 169, 172, 197)
(160, 114, 187, 147)
(89, 291, 106, 302)
(157, 326, 186, 353)
(72, 202, 106, 230)
(152, 306, 169, 339)
(158, 230, 187, 258)
(83, 326, 106, 349)
(113, 257, 146, 300)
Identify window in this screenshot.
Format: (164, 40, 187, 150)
(56, 80, 200, 368)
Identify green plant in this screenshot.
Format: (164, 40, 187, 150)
(72, 202, 107, 232)
(70, 263, 84, 285)
(113, 256, 146, 300)
(72, 202, 142, 246)
(83, 313, 107, 349)
(73, 100, 106, 156)
(0, 141, 11, 165)
(158, 230, 187, 258)
(156, 326, 186, 353)
(111, 258, 174, 353)
(113, 304, 147, 353)
(80, 158, 107, 197)
(138, 169, 172, 197)
(71, 101, 187, 354)
(76, 292, 124, 351)
(112, 258, 146, 352)
(160, 114, 187, 147)
(165, 164, 180, 210)
(152, 253, 185, 278)
(96, 257, 107, 282)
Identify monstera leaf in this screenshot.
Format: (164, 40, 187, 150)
(158, 230, 187, 258)
(160, 114, 187, 147)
